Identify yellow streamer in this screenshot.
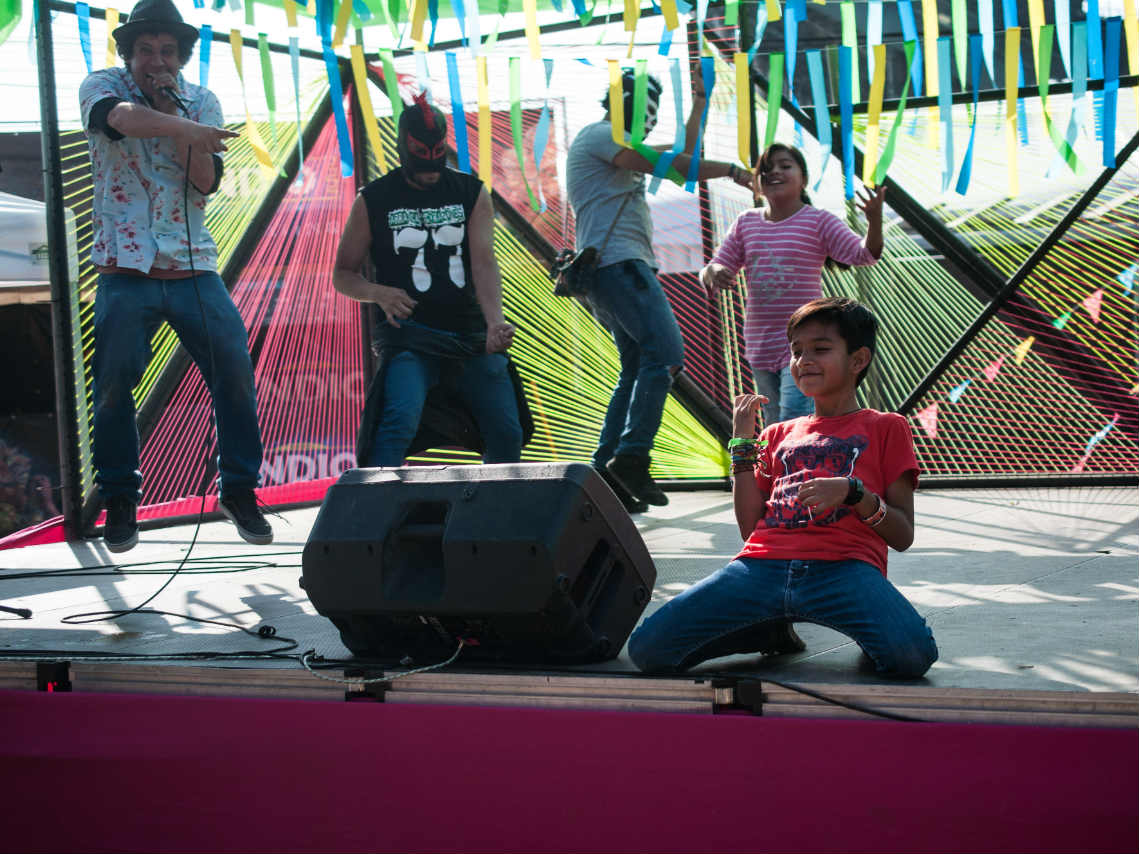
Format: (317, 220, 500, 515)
(608, 60, 626, 147)
(921, 0, 939, 146)
(1027, 0, 1045, 72)
(230, 29, 274, 172)
(735, 53, 751, 167)
(524, 0, 541, 59)
(1004, 27, 1020, 197)
(766, 0, 781, 23)
(105, 7, 119, 69)
(410, 0, 427, 46)
(624, 0, 640, 32)
(477, 56, 492, 192)
(661, 0, 679, 30)
(350, 45, 387, 174)
(1126, 0, 1139, 114)
(284, 0, 298, 28)
(1013, 335, 1035, 365)
(333, 0, 354, 48)
(862, 44, 886, 187)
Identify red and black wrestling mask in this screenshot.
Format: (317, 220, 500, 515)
(397, 94, 449, 175)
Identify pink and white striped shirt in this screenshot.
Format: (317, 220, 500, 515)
(712, 205, 878, 372)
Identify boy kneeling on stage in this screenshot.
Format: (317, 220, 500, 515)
(628, 297, 938, 678)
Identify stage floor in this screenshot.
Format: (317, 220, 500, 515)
(1, 485, 1136, 698)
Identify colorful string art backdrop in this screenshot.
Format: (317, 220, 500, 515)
(3, 0, 1137, 539)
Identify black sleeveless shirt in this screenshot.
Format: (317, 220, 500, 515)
(360, 167, 485, 335)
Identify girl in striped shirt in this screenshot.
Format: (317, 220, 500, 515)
(701, 143, 885, 427)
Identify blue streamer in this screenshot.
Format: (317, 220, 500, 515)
(784, 1, 799, 88)
(868, 0, 882, 81)
(199, 24, 212, 88)
(805, 50, 831, 191)
(1103, 16, 1120, 168)
(428, 0, 439, 45)
(1054, 0, 1071, 78)
(747, 2, 768, 65)
(532, 59, 554, 213)
(658, 17, 674, 56)
(290, 36, 304, 185)
(649, 58, 685, 193)
(1087, 0, 1104, 76)
(449, 0, 467, 44)
(445, 51, 471, 174)
(979, 0, 995, 85)
(838, 45, 854, 200)
(77, 1, 92, 74)
(353, 0, 373, 20)
(316, 0, 353, 178)
(955, 34, 982, 195)
(1053, 21, 1089, 175)
(1001, 0, 1029, 144)
(685, 57, 715, 193)
(937, 36, 953, 192)
(896, 0, 923, 96)
(570, 0, 588, 19)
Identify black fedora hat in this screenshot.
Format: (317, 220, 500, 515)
(112, 0, 199, 46)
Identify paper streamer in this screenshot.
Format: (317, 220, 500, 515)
(840, 1, 860, 103)
(350, 44, 387, 174)
(477, 55, 491, 192)
(868, 0, 882, 84)
(948, 380, 971, 403)
(895, 0, 922, 95)
(334, 0, 354, 47)
(1055, 0, 1071, 77)
(805, 50, 831, 190)
(1102, 16, 1121, 168)
(77, 1, 92, 74)
(1004, 27, 1020, 196)
(766, 0, 781, 22)
(838, 45, 855, 199)
(1027, 0, 1047, 72)
(735, 53, 751, 167)
(531, 58, 554, 212)
(748, 1, 769, 64)
(1088, 0, 1105, 78)
(686, 56, 716, 192)
(874, 40, 916, 184)
(785, 2, 800, 94)
(105, 7, 118, 69)
(1126, 0, 1139, 116)
(525, 0, 541, 59)
(955, 33, 981, 195)
(467, 0, 481, 55)
(1083, 288, 1104, 322)
(200, 24, 212, 88)
(508, 58, 541, 211)
(983, 355, 1005, 380)
(380, 50, 403, 127)
(1117, 262, 1137, 294)
(1038, 25, 1081, 174)
(630, 59, 649, 147)
(915, 402, 939, 439)
(284, 0, 298, 27)
(1002, 0, 1030, 145)
(1013, 335, 1034, 365)
(1051, 21, 1089, 178)
(648, 58, 685, 193)
(258, 34, 277, 141)
(445, 51, 470, 174)
(862, 43, 887, 186)
(229, 29, 276, 174)
(951, 0, 967, 87)
(979, 0, 995, 83)
(662, 0, 679, 30)
(289, 35, 304, 184)
(763, 53, 784, 151)
(937, 36, 953, 191)
(921, 0, 938, 141)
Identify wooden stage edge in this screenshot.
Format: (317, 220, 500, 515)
(2, 661, 1136, 728)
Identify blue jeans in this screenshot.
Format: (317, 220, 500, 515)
(92, 272, 263, 502)
(584, 260, 685, 465)
(628, 557, 938, 678)
(753, 366, 813, 425)
(367, 347, 524, 466)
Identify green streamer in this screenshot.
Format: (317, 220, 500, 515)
(631, 142, 686, 184)
(725, 0, 738, 26)
(509, 57, 541, 213)
(874, 40, 916, 184)
(841, 2, 860, 104)
(765, 53, 784, 148)
(258, 34, 278, 144)
(951, 0, 968, 88)
(0, 0, 20, 48)
(245, 0, 255, 27)
(380, 49, 403, 127)
(1036, 25, 1082, 175)
(630, 59, 648, 147)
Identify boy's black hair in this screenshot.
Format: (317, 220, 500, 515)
(117, 27, 196, 65)
(600, 69, 663, 134)
(787, 297, 879, 387)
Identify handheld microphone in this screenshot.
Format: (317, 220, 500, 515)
(161, 86, 189, 114)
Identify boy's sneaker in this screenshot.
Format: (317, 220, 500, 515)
(757, 621, 807, 656)
(219, 489, 274, 545)
(103, 496, 138, 553)
(606, 454, 669, 507)
(595, 465, 649, 515)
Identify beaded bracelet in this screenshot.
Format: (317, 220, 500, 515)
(859, 494, 888, 528)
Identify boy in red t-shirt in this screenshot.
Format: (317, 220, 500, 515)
(628, 297, 938, 677)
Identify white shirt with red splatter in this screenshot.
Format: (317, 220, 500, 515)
(79, 66, 222, 275)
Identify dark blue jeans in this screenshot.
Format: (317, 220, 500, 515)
(584, 260, 685, 466)
(628, 557, 938, 678)
(367, 347, 524, 466)
(92, 272, 263, 502)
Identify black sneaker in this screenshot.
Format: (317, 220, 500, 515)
(595, 465, 650, 515)
(757, 622, 807, 656)
(219, 489, 274, 545)
(606, 454, 669, 507)
(103, 496, 138, 553)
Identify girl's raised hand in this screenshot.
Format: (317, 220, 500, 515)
(732, 393, 769, 438)
(856, 184, 886, 222)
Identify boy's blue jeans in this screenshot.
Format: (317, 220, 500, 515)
(753, 366, 813, 425)
(584, 260, 685, 466)
(367, 347, 524, 466)
(92, 272, 263, 503)
(628, 557, 938, 678)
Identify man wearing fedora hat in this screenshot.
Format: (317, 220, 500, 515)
(78, 0, 272, 552)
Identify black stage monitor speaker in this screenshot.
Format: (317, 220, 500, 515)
(302, 462, 657, 665)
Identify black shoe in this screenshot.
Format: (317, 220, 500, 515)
(219, 489, 274, 545)
(595, 465, 650, 514)
(606, 454, 669, 506)
(103, 496, 138, 553)
(757, 622, 807, 656)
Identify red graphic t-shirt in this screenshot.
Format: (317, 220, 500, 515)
(736, 409, 920, 576)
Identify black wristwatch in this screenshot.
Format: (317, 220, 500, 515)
(844, 476, 865, 506)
